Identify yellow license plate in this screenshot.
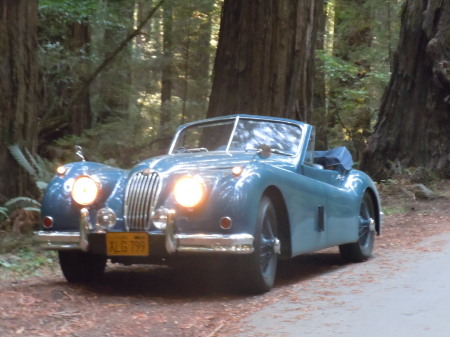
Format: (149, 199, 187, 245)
(106, 232, 149, 256)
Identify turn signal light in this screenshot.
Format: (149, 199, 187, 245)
(43, 216, 53, 228)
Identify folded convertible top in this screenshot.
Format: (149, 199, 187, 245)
(314, 147, 354, 171)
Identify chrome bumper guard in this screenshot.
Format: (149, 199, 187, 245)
(35, 208, 255, 255)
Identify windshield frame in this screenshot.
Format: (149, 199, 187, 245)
(169, 116, 305, 157)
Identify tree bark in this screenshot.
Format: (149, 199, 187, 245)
(0, 0, 40, 200)
(312, 1, 327, 149)
(360, 0, 450, 180)
(160, 1, 173, 131)
(68, 22, 92, 135)
(207, 0, 321, 122)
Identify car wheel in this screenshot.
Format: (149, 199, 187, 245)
(339, 192, 376, 262)
(238, 196, 278, 293)
(58, 251, 106, 283)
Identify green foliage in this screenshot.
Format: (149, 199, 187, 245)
(0, 197, 41, 225)
(36, 0, 221, 167)
(39, 0, 99, 25)
(56, 113, 157, 167)
(317, 0, 404, 158)
(8, 145, 54, 194)
(0, 234, 57, 280)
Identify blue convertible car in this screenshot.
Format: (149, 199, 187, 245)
(36, 115, 381, 293)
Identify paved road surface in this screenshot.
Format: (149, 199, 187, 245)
(226, 231, 450, 337)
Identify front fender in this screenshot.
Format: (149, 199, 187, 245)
(344, 170, 382, 234)
(158, 164, 271, 236)
(41, 161, 127, 231)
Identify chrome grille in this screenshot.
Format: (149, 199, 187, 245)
(124, 171, 161, 231)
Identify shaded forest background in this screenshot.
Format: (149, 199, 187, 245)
(0, 0, 449, 204)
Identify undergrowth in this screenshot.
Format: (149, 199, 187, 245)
(0, 233, 57, 280)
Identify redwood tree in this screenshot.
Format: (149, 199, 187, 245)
(0, 0, 40, 199)
(360, 0, 450, 180)
(207, 0, 323, 121)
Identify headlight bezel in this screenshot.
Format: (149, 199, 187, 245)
(71, 175, 100, 206)
(173, 176, 205, 208)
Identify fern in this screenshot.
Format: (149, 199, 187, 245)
(0, 207, 8, 220)
(8, 144, 37, 178)
(7, 144, 54, 194)
(22, 207, 41, 213)
(25, 148, 42, 178)
(4, 197, 41, 210)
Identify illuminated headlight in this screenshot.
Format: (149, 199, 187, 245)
(174, 176, 205, 208)
(72, 175, 99, 205)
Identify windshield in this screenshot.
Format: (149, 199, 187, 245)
(171, 118, 302, 156)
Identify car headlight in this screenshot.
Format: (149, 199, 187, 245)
(72, 175, 99, 205)
(174, 176, 204, 208)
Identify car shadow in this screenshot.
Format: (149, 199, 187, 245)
(77, 248, 351, 299)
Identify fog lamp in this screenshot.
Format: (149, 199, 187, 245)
(153, 207, 168, 230)
(96, 208, 117, 230)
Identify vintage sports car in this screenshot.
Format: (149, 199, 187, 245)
(36, 115, 382, 293)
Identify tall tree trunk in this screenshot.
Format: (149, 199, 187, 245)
(160, 1, 173, 132)
(207, 0, 321, 122)
(68, 22, 92, 134)
(312, 0, 327, 149)
(188, 1, 214, 111)
(0, 0, 40, 200)
(360, 0, 450, 180)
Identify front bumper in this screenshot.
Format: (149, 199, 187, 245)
(34, 231, 255, 254)
(35, 208, 254, 255)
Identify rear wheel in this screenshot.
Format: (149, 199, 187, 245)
(339, 192, 376, 262)
(237, 196, 278, 293)
(58, 251, 106, 283)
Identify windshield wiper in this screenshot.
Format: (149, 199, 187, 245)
(245, 146, 291, 156)
(176, 147, 209, 153)
(270, 148, 291, 156)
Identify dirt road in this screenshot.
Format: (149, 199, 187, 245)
(0, 183, 448, 336)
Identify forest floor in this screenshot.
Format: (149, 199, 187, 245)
(0, 180, 448, 337)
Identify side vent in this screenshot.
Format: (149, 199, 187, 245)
(317, 205, 325, 232)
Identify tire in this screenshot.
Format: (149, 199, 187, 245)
(58, 251, 106, 283)
(237, 196, 278, 294)
(339, 192, 376, 262)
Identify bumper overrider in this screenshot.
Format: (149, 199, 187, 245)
(35, 208, 255, 255)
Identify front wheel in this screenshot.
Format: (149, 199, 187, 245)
(58, 251, 106, 283)
(237, 196, 278, 294)
(339, 192, 376, 262)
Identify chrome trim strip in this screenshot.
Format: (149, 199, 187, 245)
(34, 231, 81, 250)
(225, 115, 240, 152)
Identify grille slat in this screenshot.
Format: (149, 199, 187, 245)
(124, 171, 161, 231)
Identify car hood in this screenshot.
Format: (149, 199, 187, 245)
(130, 151, 296, 176)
